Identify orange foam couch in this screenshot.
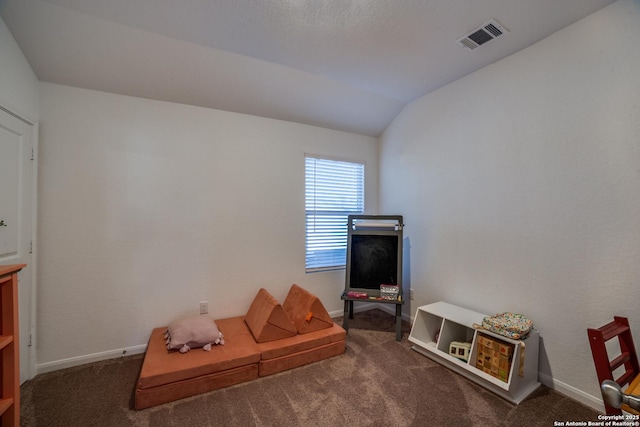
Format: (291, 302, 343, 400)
(134, 284, 346, 409)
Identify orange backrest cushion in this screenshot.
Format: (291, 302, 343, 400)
(283, 284, 333, 334)
(245, 288, 297, 343)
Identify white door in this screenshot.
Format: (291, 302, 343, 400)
(0, 107, 34, 384)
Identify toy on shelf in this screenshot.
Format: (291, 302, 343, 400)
(449, 341, 472, 362)
(380, 284, 400, 300)
(346, 291, 368, 299)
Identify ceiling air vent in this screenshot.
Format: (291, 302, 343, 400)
(456, 19, 508, 50)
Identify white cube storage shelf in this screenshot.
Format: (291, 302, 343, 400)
(409, 301, 540, 404)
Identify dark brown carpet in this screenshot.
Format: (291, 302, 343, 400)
(21, 309, 601, 426)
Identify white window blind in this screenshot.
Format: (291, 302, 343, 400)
(305, 155, 364, 271)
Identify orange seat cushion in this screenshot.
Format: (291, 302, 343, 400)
(137, 316, 260, 390)
(134, 364, 258, 410)
(134, 287, 347, 410)
(257, 321, 346, 360)
(258, 340, 346, 377)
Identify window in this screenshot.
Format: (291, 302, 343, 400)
(305, 155, 364, 272)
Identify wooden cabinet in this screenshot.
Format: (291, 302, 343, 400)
(409, 301, 540, 404)
(0, 264, 24, 426)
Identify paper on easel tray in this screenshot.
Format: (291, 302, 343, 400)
(353, 221, 398, 230)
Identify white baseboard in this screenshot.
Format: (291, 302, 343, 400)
(39, 305, 400, 376)
(333, 306, 605, 413)
(538, 373, 604, 412)
(36, 344, 147, 375)
(329, 302, 413, 323)
(34, 308, 605, 415)
(328, 302, 380, 318)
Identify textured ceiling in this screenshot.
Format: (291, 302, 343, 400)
(0, 0, 617, 136)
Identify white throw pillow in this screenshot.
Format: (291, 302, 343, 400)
(164, 316, 225, 353)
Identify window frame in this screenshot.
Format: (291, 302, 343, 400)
(304, 154, 365, 273)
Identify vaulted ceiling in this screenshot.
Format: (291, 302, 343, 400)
(0, 0, 616, 136)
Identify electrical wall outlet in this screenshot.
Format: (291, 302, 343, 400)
(410, 288, 415, 300)
(199, 301, 208, 315)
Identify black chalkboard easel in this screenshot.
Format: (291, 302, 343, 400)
(341, 215, 404, 341)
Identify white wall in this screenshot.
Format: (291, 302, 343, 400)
(37, 82, 378, 369)
(0, 16, 38, 121)
(380, 0, 640, 410)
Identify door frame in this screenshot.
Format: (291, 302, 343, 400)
(0, 104, 38, 382)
